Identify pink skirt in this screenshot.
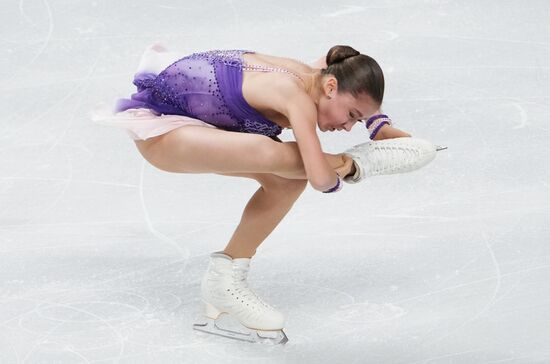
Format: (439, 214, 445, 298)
(91, 106, 218, 141)
(91, 42, 218, 141)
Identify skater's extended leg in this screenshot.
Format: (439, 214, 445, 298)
(134, 126, 355, 178)
(215, 172, 307, 259)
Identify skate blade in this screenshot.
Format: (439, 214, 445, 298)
(436, 145, 448, 151)
(193, 317, 288, 345)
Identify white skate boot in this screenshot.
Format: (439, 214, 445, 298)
(343, 137, 446, 184)
(192, 251, 288, 345)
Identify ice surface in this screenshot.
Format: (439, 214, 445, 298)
(1, 0, 549, 363)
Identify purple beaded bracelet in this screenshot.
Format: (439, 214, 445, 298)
(322, 173, 343, 193)
(366, 114, 392, 140)
(370, 121, 390, 140)
(366, 114, 390, 128)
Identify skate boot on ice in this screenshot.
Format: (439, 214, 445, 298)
(192, 251, 288, 345)
(343, 137, 446, 184)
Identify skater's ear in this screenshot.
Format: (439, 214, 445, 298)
(322, 76, 338, 98)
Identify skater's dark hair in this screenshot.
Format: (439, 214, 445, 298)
(321, 45, 385, 104)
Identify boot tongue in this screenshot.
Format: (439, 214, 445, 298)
(232, 258, 251, 268)
(232, 258, 250, 282)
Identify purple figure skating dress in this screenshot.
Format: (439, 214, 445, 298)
(113, 49, 299, 141)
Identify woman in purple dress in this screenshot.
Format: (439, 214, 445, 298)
(93, 43, 437, 344)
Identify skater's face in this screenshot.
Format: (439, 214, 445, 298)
(317, 76, 380, 133)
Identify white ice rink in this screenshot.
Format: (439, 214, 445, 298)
(1, 0, 550, 363)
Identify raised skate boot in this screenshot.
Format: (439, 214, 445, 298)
(192, 251, 288, 345)
(343, 137, 446, 184)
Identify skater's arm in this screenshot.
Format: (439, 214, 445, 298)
(373, 124, 412, 140)
(287, 97, 340, 191)
(276, 85, 341, 192)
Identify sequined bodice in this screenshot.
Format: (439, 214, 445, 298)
(115, 49, 285, 138)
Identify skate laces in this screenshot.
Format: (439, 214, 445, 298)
(231, 265, 273, 310)
(368, 143, 423, 175)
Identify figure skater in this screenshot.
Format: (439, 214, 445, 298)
(92, 42, 440, 344)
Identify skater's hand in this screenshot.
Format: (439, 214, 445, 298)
(373, 124, 412, 140)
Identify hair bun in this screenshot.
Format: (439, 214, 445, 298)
(326, 45, 360, 67)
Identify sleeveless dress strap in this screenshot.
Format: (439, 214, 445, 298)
(242, 63, 305, 84)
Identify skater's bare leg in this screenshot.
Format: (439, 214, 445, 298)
(216, 172, 307, 259)
(133, 126, 355, 259)
(134, 126, 355, 178)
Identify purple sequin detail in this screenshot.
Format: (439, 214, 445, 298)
(115, 49, 283, 138)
